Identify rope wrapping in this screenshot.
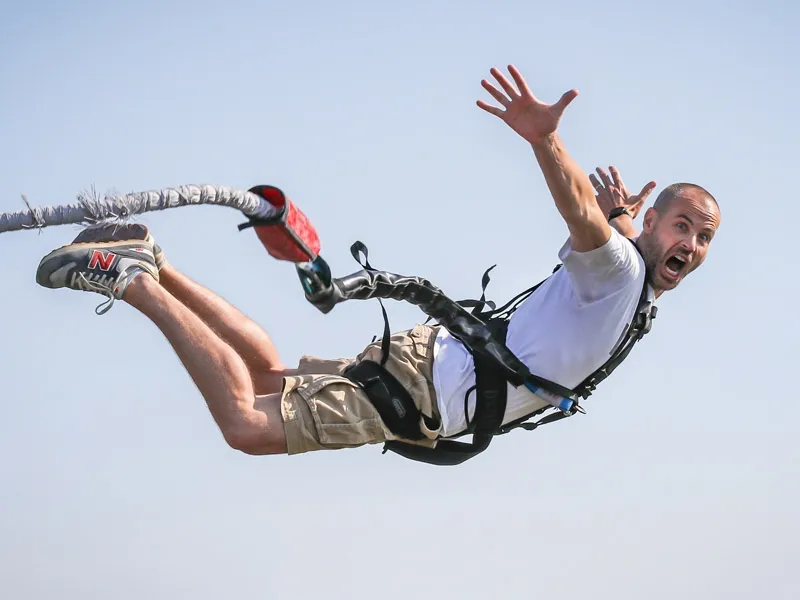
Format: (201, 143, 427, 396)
(0, 184, 276, 234)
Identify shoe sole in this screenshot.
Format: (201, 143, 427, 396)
(41, 239, 155, 261)
(73, 223, 165, 269)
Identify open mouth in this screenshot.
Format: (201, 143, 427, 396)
(664, 255, 687, 279)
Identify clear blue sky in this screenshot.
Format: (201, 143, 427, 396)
(1, 1, 797, 598)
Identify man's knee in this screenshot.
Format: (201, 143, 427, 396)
(222, 419, 287, 456)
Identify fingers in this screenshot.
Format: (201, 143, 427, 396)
(477, 67, 518, 116)
(589, 173, 604, 193)
(490, 66, 520, 100)
(476, 99, 504, 116)
(608, 166, 626, 192)
(638, 180, 657, 200)
(481, 78, 511, 107)
(553, 89, 579, 114)
(596, 167, 614, 190)
(507, 64, 533, 98)
(477, 64, 578, 126)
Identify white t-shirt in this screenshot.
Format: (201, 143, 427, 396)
(431, 228, 652, 437)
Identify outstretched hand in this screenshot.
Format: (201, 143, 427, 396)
(477, 65, 579, 145)
(589, 166, 656, 220)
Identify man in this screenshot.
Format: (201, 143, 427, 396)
(34, 65, 721, 458)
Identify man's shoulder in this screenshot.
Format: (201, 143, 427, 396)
(555, 229, 645, 303)
(559, 228, 643, 272)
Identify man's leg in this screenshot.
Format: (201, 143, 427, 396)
(36, 237, 287, 455)
(72, 222, 291, 395)
(123, 275, 287, 454)
(47, 224, 442, 458)
(157, 263, 290, 396)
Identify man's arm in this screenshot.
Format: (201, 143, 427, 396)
(530, 133, 610, 252)
(476, 65, 609, 252)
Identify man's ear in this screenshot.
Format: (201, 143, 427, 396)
(641, 207, 658, 234)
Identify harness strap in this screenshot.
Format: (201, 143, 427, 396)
(342, 360, 429, 441)
(377, 342, 522, 466)
(348, 242, 392, 365)
(573, 277, 656, 398)
(307, 240, 654, 465)
(371, 314, 512, 466)
(465, 320, 512, 437)
(498, 404, 575, 434)
(382, 436, 493, 466)
(341, 361, 483, 466)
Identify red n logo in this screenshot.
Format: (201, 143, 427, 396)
(88, 250, 116, 271)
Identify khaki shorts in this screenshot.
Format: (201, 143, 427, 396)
(279, 324, 443, 455)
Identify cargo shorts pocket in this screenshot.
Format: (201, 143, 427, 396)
(408, 323, 434, 357)
(296, 374, 391, 447)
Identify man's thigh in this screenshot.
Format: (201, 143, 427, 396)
(251, 355, 352, 397)
(277, 324, 442, 455)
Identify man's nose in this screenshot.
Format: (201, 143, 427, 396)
(680, 235, 697, 253)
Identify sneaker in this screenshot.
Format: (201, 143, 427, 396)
(36, 239, 159, 314)
(72, 222, 167, 270)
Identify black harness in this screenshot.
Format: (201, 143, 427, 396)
(302, 240, 657, 466)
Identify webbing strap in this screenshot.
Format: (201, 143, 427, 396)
(351, 241, 391, 366)
(574, 274, 655, 398)
(380, 318, 511, 466)
(314, 240, 654, 465)
(382, 437, 492, 466)
(343, 360, 427, 441)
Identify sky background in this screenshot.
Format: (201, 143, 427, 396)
(1, 0, 798, 598)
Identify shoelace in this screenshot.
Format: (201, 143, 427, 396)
(71, 271, 120, 315)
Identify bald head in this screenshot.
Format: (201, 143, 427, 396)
(653, 183, 719, 216)
(637, 181, 721, 295)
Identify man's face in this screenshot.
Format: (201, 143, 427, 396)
(638, 190, 721, 293)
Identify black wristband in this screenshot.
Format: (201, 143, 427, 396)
(608, 207, 632, 221)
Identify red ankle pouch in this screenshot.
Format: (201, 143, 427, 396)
(239, 185, 321, 263)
